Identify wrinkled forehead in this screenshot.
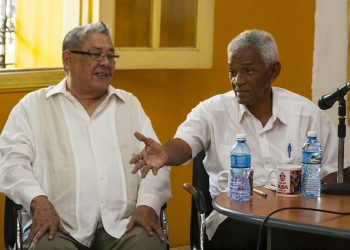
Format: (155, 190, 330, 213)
(81, 32, 114, 50)
(228, 48, 262, 65)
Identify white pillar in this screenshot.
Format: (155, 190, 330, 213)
(312, 0, 349, 161)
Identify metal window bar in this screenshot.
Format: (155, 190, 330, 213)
(0, 0, 16, 68)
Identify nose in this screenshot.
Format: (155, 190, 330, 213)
(235, 72, 246, 86)
(99, 54, 112, 66)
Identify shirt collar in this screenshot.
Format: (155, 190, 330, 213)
(271, 87, 288, 125)
(237, 87, 288, 125)
(46, 79, 67, 97)
(46, 78, 126, 102)
(237, 103, 248, 122)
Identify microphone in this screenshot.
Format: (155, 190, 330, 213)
(318, 82, 350, 110)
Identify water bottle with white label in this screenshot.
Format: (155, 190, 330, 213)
(301, 131, 322, 197)
(230, 133, 252, 202)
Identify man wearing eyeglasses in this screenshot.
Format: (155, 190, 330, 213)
(0, 21, 171, 250)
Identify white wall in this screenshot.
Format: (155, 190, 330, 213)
(312, 0, 349, 164)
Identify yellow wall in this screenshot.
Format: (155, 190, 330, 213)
(114, 1, 315, 245)
(0, 0, 315, 248)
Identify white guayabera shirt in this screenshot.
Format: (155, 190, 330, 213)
(175, 87, 338, 239)
(0, 80, 171, 247)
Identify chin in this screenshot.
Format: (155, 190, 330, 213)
(237, 98, 251, 106)
(237, 97, 246, 103)
(94, 80, 110, 89)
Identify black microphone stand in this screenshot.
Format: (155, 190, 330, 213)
(321, 96, 350, 195)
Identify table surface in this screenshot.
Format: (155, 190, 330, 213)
(212, 187, 350, 239)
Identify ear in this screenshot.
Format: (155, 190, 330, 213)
(62, 50, 72, 71)
(269, 61, 281, 83)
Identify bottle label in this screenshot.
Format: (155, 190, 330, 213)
(302, 151, 322, 164)
(231, 154, 251, 168)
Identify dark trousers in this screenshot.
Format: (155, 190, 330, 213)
(211, 217, 266, 250)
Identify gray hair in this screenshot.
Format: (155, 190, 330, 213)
(62, 21, 110, 51)
(227, 29, 278, 66)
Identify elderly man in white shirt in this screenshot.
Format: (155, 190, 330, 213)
(130, 30, 341, 250)
(0, 21, 171, 250)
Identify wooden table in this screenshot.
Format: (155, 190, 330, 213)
(212, 187, 350, 249)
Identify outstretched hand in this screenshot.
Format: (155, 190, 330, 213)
(130, 132, 168, 178)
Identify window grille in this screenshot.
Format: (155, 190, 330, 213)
(0, 0, 16, 68)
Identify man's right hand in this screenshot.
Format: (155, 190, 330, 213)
(130, 132, 168, 178)
(28, 195, 69, 245)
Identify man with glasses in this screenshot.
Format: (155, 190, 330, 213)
(0, 21, 171, 250)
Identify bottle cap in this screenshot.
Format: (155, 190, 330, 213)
(307, 131, 317, 137)
(236, 133, 246, 139)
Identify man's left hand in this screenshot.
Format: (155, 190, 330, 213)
(125, 205, 166, 242)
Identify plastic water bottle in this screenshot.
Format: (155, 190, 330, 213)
(301, 131, 322, 197)
(230, 133, 251, 202)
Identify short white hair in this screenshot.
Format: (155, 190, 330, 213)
(62, 21, 110, 51)
(227, 29, 278, 66)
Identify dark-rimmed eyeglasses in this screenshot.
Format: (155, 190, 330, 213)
(69, 50, 119, 62)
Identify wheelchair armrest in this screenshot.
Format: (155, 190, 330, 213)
(183, 183, 207, 215)
(183, 183, 209, 250)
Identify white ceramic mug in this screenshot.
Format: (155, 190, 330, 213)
(217, 169, 254, 194)
(267, 165, 301, 197)
(217, 170, 230, 192)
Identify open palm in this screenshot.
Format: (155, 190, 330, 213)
(130, 132, 168, 178)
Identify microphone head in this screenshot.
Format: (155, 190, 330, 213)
(317, 82, 350, 110)
(318, 96, 335, 110)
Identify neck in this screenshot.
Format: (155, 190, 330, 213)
(66, 86, 108, 116)
(247, 95, 273, 127)
(68, 88, 108, 101)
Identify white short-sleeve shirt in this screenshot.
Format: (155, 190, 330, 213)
(175, 87, 338, 239)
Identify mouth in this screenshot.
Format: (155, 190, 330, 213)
(235, 89, 249, 97)
(94, 72, 112, 79)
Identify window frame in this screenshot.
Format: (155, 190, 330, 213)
(93, 0, 214, 69)
(0, 67, 65, 93)
(0, 0, 79, 91)
(0, 0, 214, 92)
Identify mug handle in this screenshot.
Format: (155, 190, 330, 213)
(267, 169, 277, 190)
(217, 170, 229, 192)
